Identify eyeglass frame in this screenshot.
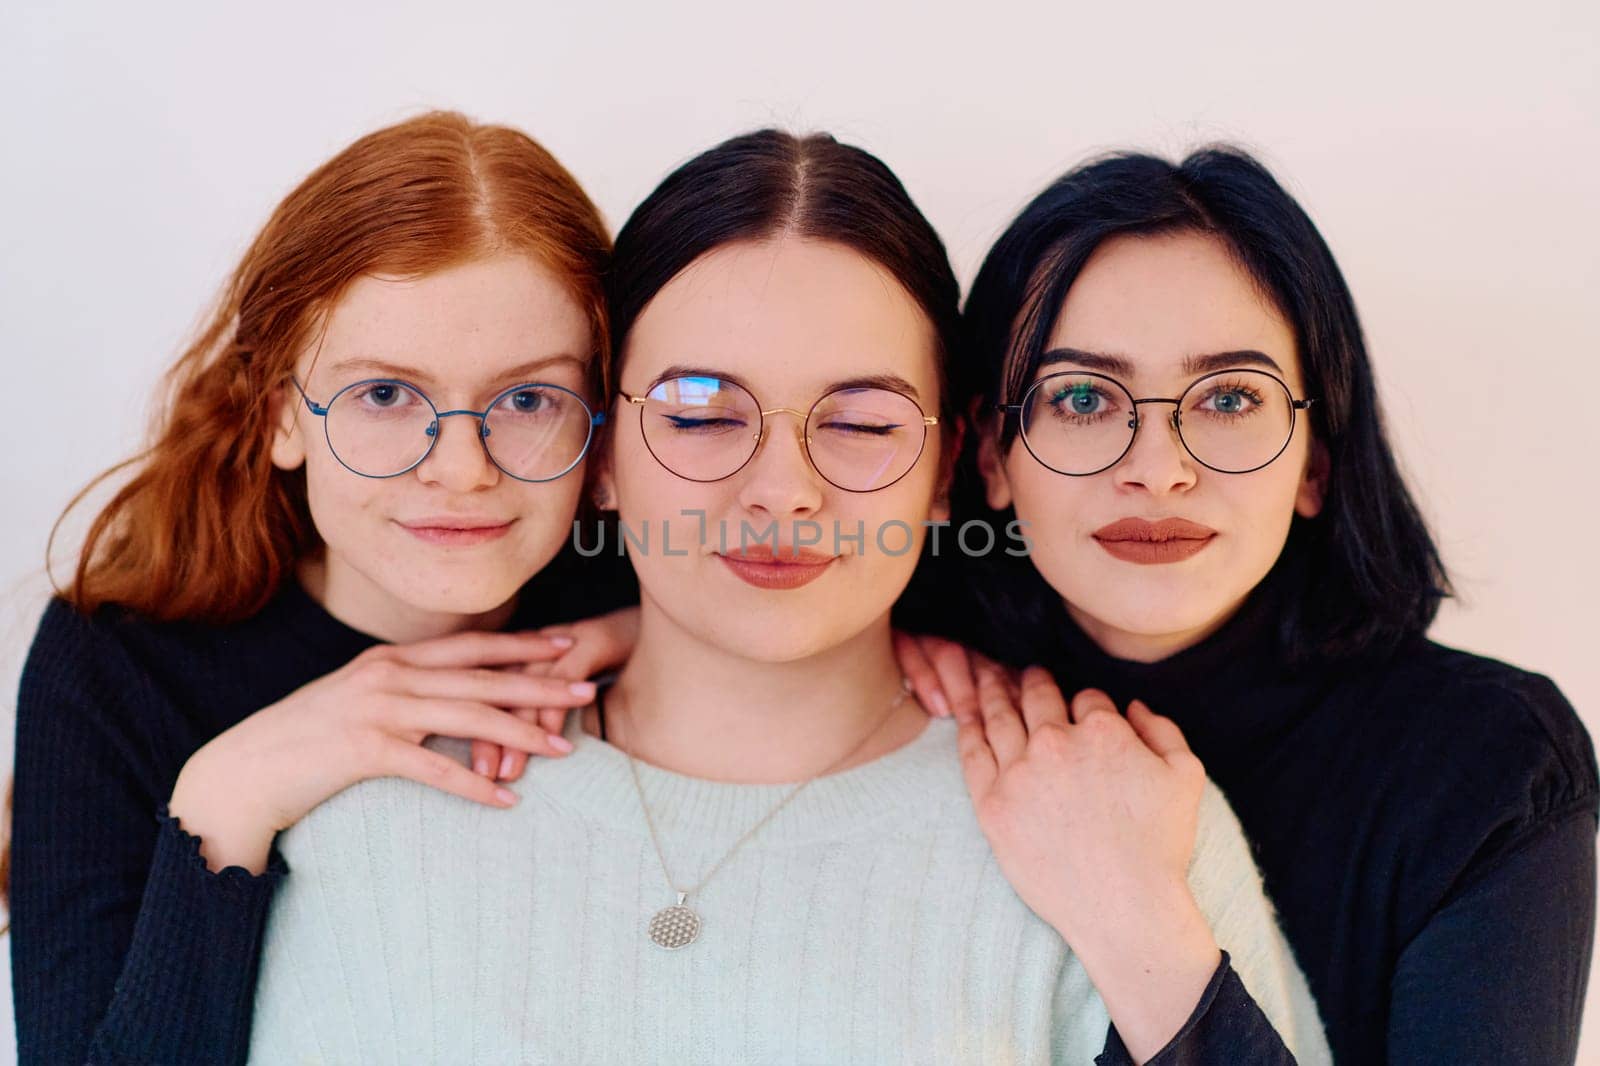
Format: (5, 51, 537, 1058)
(288, 374, 606, 482)
(617, 377, 940, 493)
(995, 367, 1317, 477)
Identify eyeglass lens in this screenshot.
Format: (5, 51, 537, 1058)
(635, 375, 929, 491)
(1019, 369, 1296, 475)
(323, 380, 595, 480)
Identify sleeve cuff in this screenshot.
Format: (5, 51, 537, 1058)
(153, 802, 289, 894)
(1095, 949, 1234, 1066)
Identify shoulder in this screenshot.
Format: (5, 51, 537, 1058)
(18, 590, 297, 742)
(1359, 638, 1597, 824)
(22, 593, 227, 694)
(20, 595, 147, 704)
(1187, 777, 1277, 927)
(13, 597, 182, 790)
(1323, 639, 1597, 923)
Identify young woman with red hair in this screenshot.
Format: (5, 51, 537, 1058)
(5, 111, 635, 1064)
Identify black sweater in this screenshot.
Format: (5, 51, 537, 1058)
(1031, 577, 1598, 1064)
(8, 546, 624, 1066)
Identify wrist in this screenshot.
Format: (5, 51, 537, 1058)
(1052, 878, 1220, 1000)
(169, 758, 277, 875)
(1059, 882, 1220, 1062)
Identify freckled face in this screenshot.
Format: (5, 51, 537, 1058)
(269, 253, 595, 634)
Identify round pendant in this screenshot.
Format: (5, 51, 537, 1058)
(648, 903, 701, 949)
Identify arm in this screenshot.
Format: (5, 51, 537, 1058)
(1095, 780, 1329, 1065)
(954, 659, 1329, 1065)
(1096, 951, 1292, 1065)
(1387, 804, 1595, 1064)
(10, 602, 287, 1066)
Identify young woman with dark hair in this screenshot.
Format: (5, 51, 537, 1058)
(901, 147, 1598, 1064)
(245, 130, 1331, 1063)
(5, 111, 638, 1064)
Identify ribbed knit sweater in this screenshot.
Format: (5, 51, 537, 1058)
(248, 709, 1332, 1064)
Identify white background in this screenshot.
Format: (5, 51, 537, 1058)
(2, 1, 1597, 1061)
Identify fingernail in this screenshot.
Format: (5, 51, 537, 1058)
(494, 787, 518, 806)
(498, 752, 515, 777)
(569, 681, 596, 697)
(474, 756, 491, 777)
(1075, 690, 1113, 713)
(549, 734, 574, 754)
(549, 635, 575, 648)
(929, 691, 952, 718)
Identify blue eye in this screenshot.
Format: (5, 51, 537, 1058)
(510, 390, 548, 413)
(1049, 383, 1105, 416)
(352, 383, 415, 409)
(1197, 385, 1263, 417)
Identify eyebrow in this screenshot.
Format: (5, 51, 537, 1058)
(322, 353, 588, 389)
(647, 364, 924, 402)
(1036, 347, 1286, 378)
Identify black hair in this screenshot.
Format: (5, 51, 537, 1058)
(952, 146, 1451, 665)
(605, 129, 965, 627)
(607, 129, 961, 434)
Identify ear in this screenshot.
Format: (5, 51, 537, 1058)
(590, 453, 617, 511)
(269, 381, 307, 471)
(970, 394, 1014, 511)
(1294, 437, 1330, 518)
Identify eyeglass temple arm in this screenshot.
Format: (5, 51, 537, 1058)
(288, 375, 329, 417)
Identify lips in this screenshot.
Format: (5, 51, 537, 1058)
(398, 516, 515, 547)
(717, 543, 838, 589)
(722, 544, 837, 565)
(1092, 517, 1217, 565)
(402, 515, 514, 530)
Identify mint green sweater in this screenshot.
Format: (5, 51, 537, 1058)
(249, 715, 1330, 1064)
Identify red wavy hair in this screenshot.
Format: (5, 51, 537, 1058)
(1, 110, 612, 917)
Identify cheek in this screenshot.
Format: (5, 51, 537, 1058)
(509, 475, 587, 558)
(1005, 461, 1086, 563)
(609, 430, 671, 515)
(1221, 468, 1303, 555)
(301, 455, 381, 542)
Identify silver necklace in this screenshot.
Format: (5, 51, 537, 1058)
(609, 676, 915, 949)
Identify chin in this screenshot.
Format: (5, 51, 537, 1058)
(388, 576, 523, 619)
(713, 615, 857, 663)
(660, 597, 859, 663)
(1070, 579, 1245, 648)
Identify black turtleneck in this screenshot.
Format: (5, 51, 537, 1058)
(1033, 578, 1597, 1065)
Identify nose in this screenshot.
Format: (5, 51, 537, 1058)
(735, 412, 824, 519)
(414, 411, 500, 491)
(1112, 402, 1197, 496)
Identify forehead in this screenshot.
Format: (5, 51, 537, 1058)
(625, 238, 938, 398)
(309, 252, 591, 384)
(1045, 230, 1300, 386)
